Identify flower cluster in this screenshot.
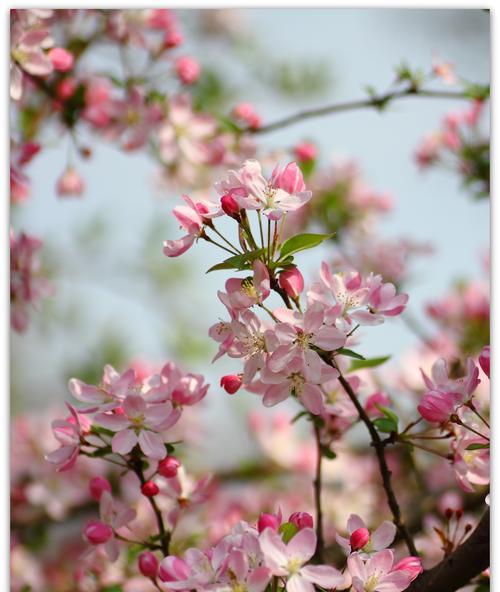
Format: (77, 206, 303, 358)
(10, 229, 52, 332)
(415, 99, 490, 199)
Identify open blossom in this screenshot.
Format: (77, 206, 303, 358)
(94, 393, 177, 459)
(267, 303, 346, 381)
(84, 490, 136, 561)
(259, 527, 344, 592)
(418, 358, 481, 423)
(10, 26, 53, 100)
(218, 261, 271, 310)
(347, 549, 414, 592)
(45, 403, 88, 471)
(336, 514, 396, 556)
(215, 159, 312, 220)
(163, 194, 221, 257)
(259, 356, 338, 415)
(452, 431, 490, 492)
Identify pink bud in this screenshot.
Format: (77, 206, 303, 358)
(350, 527, 370, 551)
(364, 391, 390, 417)
(56, 77, 77, 101)
(272, 162, 305, 194)
(175, 56, 201, 85)
(220, 194, 240, 217)
(278, 267, 304, 299)
(56, 167, 84, 197)
(294, 142, 317, 163)
(141, 481, 160, 497)
(288, 511, 313, 530)
(18, 142, 40, 165)
(232, 103, 261, 130)
(393, 557, 423, 582)
(89, 476, 112, 501)
(138, 551, 159, 578)
(220, 374, 242, 395)
(164, 29, 183, 49)
(418, 391, 456, 423)
(158, 456, 181, 478)
(48, 47, 74, 72)
(257, 513, 281, 533)
(84, 520, 113, 545)
(479, 346, 490, 378)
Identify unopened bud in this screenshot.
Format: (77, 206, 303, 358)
(279, 267, 304, 299)
(220, 374, 242, 395)
(141, 481, 160, 497)
(158, 456, 181, 478)
(89, 476, 112, 501)
(220, 194, 240, 217)
(84, 520, 113, 545)
(139, 551, 159, 578)
(350, 527, 370, 551)
(289, 511, 313, 530)
(258, 513, 280, 533)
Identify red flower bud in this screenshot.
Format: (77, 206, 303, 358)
(220, 194, 240, 217)
(158, 456, 181, 478)
(288, 511, 313, 530)
(294, 142, 317, 163)
(479, 346, 490, 378)
(220, 374, 242, 395)
(350, 527, 370, 550)
(138, 551, 159, 578)
(141, 481, 160, 497)
(257, 513, 281, 533)
(84, 520, 113, 545)
(279, 267, 304, 299)
(89, 476, 112, 501)
(48, 47, 74, 72)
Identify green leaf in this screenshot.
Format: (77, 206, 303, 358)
(349, 355, 391, 371)
(375, 405, 399, 426)
(466, 443, 489, 451)
(320, 445, 337, 460)
(279, 233, 334, 260)
(291, 410, 308, 424)
(206, 249, 265, 273)
(335, 348, 365, 361)
(279, 522, 299, 543)
(373, 417, 398, 433)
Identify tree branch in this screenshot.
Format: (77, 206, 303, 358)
(333, 365, 418, 556)
(407, 508, 489, 592)
(313, 422, 325, 563)
(251, 86, 473, 135)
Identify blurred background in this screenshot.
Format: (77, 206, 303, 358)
(11, 8, 490, 470)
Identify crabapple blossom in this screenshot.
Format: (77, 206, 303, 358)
(56, 167, 85, 197)
(84, 520, 114, 545)
(232, 102, 262, 130)
(293, 142, 317, 163)
(279, 267, 304, 299)
(220, 374, 243, 395)
(392, 557, 423, 582)
(336, 514, 396, 555)
(138, 551, 159, 578)
(45, 403, 88, 471)
(48, 47, 74, 71)
(257, 512, 282, 533)
(89, 476, 112, 501)
(175, 56, 201, 85)
(289, 512, 313, 530)
(259, 527, 344, 591)
(452, 432, 490, 492)
(219, 261, 271, 310)
(479, 346, 490, 378)
(347, 549, 414, 592)
(158, 455, 181, 478)
(94, 394, 176, 459)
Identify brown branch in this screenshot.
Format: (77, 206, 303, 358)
(251, 87, 473, 135)
(407, 508, 489, 592)
(312, 422, 325, 563)
(333, 365, 418, 556)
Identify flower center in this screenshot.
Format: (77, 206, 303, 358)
(287, 557, 303, 575)
(288, 372, 305, 395)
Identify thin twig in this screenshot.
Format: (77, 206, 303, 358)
(312, 422, 325, 563)
(251, 86, 475, 135)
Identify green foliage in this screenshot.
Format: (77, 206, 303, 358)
(335, 348, 365, 360)
(279, 233, 334, 259)
(349, 356, 391, 371)
(279, 522, 299, 543)
(206, 249, 266, 273)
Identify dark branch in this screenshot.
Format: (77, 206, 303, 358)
(251, 87, 473, 135)
(407, 508, 490, 592)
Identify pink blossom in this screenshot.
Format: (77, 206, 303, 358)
(94, 394, 176, 460)
(267, 303, 345, 381)
(232, 102, 261, 130)
(452, 433, 490, 492)
(259, 527, 344, 592)
(45, 403, 86, 471)
(279, 267, 304, 299)
(56, 167, 85, 197)
(293, 142, 317, 163)
(417, 391, 458, 423)
(432, 58, 456, 85)
(365, 391, 391, 418)
(336, 514, 396, 555)
(288, 512, 313, 530)
(415, 135, 441, 168)
(367, 278, 409, 319)
(219, 261, 271, 310)
(175, 56, 201, 85)
(392, 557, 423, 582)
(138, 551, 159, 578)
(48, 47, 74, 71)
(347, 549, 412, 592)
(479, 346, 490, 378)
(89, 476, 112, 501)
(10, 27, 54, 100)
(220, 374, 243, 395)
